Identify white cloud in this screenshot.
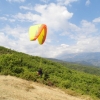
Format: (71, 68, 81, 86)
(0, 32, 8, 46)
(6, 0, 25, 2)
(0, 17, 7, 20)
(76, 37, 100, 52)
(0, 24, 75, 58)
(85, 0, 90, 6)
(55, 19, 99, 57)
(80, 20, 97, 35)
(60, 20, 97, 41)
(19, 6, 34, 10)
(1, 1, 100, 58)
(0, 16, 15, 22)
(93, 17, 100, 23)
(55, 35, 100, 58)
(1, 20, 100, 58)
(9, 19, 15, 22)
(0, 25, 57, 58)
(20, 6, 30, 10)
(12, 12, 40, 22)
(0, 26, 34, 54)
(57, 0, 78, 6)
(13, 3, 73, 32)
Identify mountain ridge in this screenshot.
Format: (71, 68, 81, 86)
(56, 52, 100, 67)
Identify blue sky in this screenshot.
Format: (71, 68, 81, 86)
(0, 0, 100, 58)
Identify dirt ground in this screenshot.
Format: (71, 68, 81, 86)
(0, 75, 92, 100)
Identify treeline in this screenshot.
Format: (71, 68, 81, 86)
(0, 46, 100, 99)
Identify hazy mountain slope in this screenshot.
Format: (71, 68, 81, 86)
(57, 52, 100, 67)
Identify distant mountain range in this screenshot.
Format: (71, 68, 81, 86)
(56, 52, 100, 67)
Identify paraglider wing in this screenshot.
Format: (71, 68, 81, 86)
(38, 24, 47, 45)
(29, 24, 47, 45)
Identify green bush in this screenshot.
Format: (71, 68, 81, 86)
(12, 67, 24, 74)
(59, 80, 71, 89)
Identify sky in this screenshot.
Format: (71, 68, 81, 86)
(0, 0, 100, 58)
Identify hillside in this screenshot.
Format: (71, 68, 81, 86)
(56, 52, 100, 67)
(48, 58, 100, 76)
(62, 62, 100, 76)
(0, 75, 88, 100)
(0, 46, 100, 100)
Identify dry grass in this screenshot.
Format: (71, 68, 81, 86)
(0, 75, 92, 100)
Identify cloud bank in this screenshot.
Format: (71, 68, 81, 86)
(1, 0, 100, 58)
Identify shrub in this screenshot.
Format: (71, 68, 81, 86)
(12, 67, 24, 74)
(59, 80, 71, 89)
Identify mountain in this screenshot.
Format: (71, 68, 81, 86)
(57, 52, 100, 67)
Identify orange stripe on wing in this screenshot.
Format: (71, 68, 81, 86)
(33, 24, 45, 40)
(41, 24, 47, 44)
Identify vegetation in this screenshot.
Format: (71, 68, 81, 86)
(49, 59, 100, 76)
(0, 46, 100, 99)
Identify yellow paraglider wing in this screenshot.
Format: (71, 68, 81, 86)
(29, 24, 42, 41)
(38, 24, 47, 44)
(29, 24, 47, 45)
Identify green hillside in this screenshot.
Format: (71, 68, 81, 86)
(48, 59, 100, 76)
(62, 62, 100, 76)
(0, 46, 100, 99)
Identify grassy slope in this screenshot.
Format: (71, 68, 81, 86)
(0, 46, 100, 100)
